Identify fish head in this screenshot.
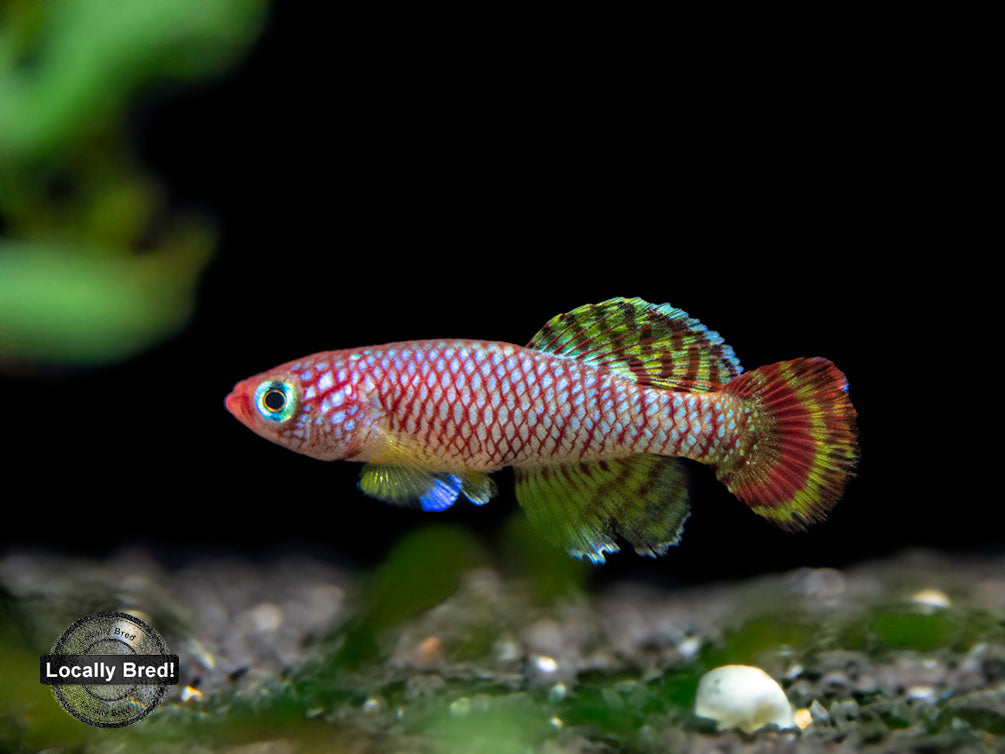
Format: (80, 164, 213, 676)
(225, 358, 373, 461)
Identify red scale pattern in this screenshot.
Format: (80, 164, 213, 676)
(305, 340, 740, 472)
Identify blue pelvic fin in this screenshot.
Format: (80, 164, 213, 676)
(359, 464, 497, 511)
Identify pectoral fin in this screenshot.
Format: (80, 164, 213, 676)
(513, 455, 690, 563)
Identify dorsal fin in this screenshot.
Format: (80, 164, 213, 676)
(527, 297, 743, 392)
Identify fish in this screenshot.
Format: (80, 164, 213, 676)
(225, 298, 858, 563)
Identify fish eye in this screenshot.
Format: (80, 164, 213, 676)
(263, 389, 286, 411)
(254, 379, 298, 423)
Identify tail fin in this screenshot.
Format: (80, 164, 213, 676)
(715, 358, 858, 530)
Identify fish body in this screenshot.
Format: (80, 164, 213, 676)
(226, 298, 858, 562)
(227, 339, 741, 470)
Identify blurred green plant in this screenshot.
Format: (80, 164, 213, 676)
(0, 0, 267, 368)
(331, 525, 488, 669)
(500, 512, 587, 603)
(0, 589, 96, 751)
(0, 236, 212, 365)
(871, 604, 961, 652)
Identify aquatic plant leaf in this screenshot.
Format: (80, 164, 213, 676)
(0, 241, 207, 366)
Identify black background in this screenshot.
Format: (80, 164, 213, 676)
(3, 7, 983, 584)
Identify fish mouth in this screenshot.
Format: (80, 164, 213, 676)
(225, 389, 251, 423)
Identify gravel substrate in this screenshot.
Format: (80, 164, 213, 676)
(3, 545, 1005, 752)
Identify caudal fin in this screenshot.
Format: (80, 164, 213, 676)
(715, 358, 858, 530)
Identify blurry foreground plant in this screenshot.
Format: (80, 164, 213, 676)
(0, 0, 267, 368)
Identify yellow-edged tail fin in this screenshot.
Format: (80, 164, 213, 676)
(715, 358, 858, 530)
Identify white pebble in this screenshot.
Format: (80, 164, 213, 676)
(694, 664, 796, 733)
(912, 588, 951, 610)
(532, 655, 558, 674)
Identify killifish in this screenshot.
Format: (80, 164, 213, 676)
(226, 298, 858, 563)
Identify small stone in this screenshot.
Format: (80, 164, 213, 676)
(677, 636, 702, 659)
(793, 707, 813, 729)
(907, 685, 937, 702)
(912, 588, 951, 611)
(809, 699, 829, 723)
(532, 655, 558, 674)
(548, 682, 568, 703)
(180, 685, 203, 703)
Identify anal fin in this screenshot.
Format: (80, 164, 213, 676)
(513, 455, 690, 563)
